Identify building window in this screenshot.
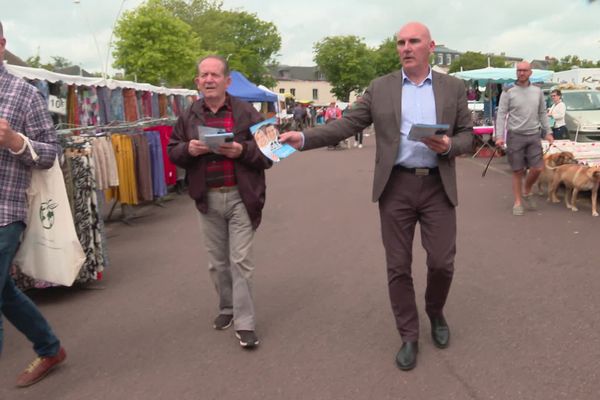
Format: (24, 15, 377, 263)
(279, 88, 285, 94)
(437, 54, 444, 65)
(290, 88, 296, 96)
(446, 54, 452, 65)
(312, 89, 318, 100)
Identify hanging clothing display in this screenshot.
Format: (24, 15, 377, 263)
(108, 133, 139, 205)
(79, 87, 100, 127)
(110, 88, 125, 122)
(145, 130, 169, 198)
(123, 88, 139, 122)
(67, 85, 80, 127)
(159, 94, 168, 118)
(13, 136, 111, 289)
(96, 86, 112, 125)
(132, 133, 154, 202)
(152, 92, 160, 118)
(141, 91, 153, 118)
(90, 136, 119, 191)
(146, 125, 177, 186)
(6, 64, 200, 290)
(66, 146, 105, 282)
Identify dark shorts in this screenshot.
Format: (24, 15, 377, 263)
(506, 133, 543, 171)
(552, 125, 568, 140)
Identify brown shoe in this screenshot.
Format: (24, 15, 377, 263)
(16, 347, 67, 388)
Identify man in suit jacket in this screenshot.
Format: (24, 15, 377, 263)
(280, 22, 473, 370)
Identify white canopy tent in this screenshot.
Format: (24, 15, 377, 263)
(4, 63, 198, 96)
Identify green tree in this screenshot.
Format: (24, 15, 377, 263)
(448, 51, 507, 73)
(26, 54, 74, 71)
(112, 0, 201, 87)
(548, 55, 600, 72)
(48, 56, 73, 69)
(160, 0, 281, 86)
(313, 35, 376, 102)
(372, 37, 400, 76)
(25, 54, 42, 68)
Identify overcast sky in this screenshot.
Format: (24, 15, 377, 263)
(2, 0, 599, 75)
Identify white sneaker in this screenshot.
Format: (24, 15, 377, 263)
(358, 144, 363, 148)
(353, 142, 358, 147)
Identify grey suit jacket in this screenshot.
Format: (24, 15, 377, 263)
(303, 70, 473, 206)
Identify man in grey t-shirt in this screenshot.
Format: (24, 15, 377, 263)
(495, 61, 554, 216)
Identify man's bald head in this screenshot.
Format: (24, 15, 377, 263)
(516, 61, 532, 86)
(397, 22, 432, 42)
(395, 21, 435, 81)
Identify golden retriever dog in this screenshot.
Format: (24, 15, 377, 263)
(535, 151, 577, 196)
(549, 164, 600, 216)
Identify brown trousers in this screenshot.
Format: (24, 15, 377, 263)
(378, 168, 456, 342)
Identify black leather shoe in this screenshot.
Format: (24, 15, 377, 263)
(430, 315, 450, 349)
(395, 341, 418, 371)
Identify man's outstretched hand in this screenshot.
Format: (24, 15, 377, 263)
(279, 131, 303, 150)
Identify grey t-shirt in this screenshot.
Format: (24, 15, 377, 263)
(495, 84, 551, 139)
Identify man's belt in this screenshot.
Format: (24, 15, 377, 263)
(207, 185, 238, 193)
(393, 165, 439, 176)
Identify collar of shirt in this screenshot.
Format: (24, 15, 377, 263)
(401, 67, 433, 87)
(200, 94, 233, 115)
(0, 62, 7, 76)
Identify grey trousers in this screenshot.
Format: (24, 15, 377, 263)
(198, 189, 256, 331)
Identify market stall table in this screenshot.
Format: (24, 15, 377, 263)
(472, 126, 495, 158)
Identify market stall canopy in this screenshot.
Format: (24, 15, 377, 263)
(452, 67, 553, 84)
(4, 63, 198, 96)
(227, 71, 277, 102)
(258, 84, 285, 102)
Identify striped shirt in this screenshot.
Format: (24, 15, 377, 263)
(0, 63, 59, 226)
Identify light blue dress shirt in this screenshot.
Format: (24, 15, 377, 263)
(395, 69, 438, 168)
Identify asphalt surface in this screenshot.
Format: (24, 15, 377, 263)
(2, 135, 600, 400)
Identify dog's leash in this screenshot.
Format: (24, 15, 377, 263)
(543, 142, 554, 156)
(481, 145, 499, 177)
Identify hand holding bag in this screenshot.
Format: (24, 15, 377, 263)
(14, 136, 86, 286)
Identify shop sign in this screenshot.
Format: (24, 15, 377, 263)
(48, 95, 67, 115)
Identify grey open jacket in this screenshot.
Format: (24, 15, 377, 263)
(302, 70, 473, 206)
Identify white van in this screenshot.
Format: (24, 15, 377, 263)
(560, 90, 600, 142)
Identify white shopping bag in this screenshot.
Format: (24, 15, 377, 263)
(14, 138, 85, 286)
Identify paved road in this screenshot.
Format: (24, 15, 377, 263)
(2, 135, 599, 400)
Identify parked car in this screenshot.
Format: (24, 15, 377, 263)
(559, 89, 600, 141)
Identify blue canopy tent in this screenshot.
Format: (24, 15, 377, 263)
(227, 71, 277, 102)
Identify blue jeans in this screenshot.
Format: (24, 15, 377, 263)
(0, 222, 60, 357)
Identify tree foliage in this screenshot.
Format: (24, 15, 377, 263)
(448, 51, 507, 73)
(548, 55, 600, 72)
(313, 36, 376, 102)
(26, 55, 74, 71)
(112, 0, 201, 87)
(372, 37, 400, 76)
(159, 0, 281, 86)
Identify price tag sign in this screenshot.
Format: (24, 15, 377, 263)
(48, 95, 67, 115)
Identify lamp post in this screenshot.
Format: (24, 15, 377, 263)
(73, 0, 127, 79)
(104, 0, 128, 80)
(73, 0, 106, 78)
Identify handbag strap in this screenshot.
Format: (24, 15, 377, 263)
(15, 132, 40, 161)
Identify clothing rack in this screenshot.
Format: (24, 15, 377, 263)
(55, 117, 176, 135)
